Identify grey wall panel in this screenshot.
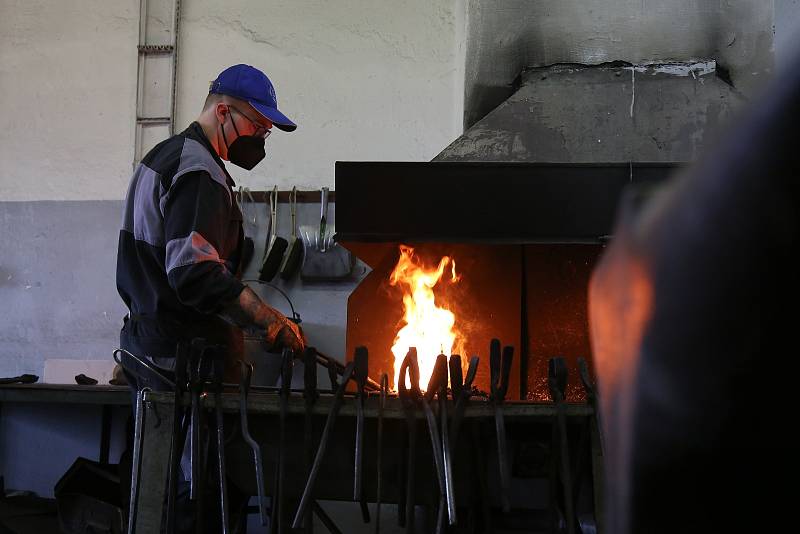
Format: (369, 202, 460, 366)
(1, 201, 128, 377)
(0, 200, 366, 379)
(776, 0, 800, 71)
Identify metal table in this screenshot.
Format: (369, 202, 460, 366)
(0, 383, 131, 465)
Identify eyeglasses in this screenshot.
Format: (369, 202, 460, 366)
(228, 105, 272, 139)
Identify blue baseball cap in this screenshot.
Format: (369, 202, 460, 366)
(209, 64, 297, 132)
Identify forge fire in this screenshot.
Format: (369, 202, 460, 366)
(389, 245, 465, 390)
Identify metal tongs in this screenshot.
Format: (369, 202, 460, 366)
(423, 355, 455, 528)
(239, 361, 268, 526)
(353, 347, 371, 523)
(292, 356, 357, 529)
(548, 357, 574, 534)
(490, 340, 513, 513)
(434, 354, 479, 533)
(398, 348, 422, 533)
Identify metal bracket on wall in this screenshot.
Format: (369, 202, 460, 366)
(133, 0, 181, 166)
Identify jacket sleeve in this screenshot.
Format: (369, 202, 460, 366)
(162, 170, 245, 314)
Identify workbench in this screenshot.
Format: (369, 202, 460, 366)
(0, 383, 131, 466)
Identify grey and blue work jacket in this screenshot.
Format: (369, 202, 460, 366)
(116, 122, 246, 360)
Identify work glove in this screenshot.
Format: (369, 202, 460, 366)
(264, 309, 305, 353)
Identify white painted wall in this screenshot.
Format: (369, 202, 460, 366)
(0, 0, 139, 201)
(0, 0, 466, 200)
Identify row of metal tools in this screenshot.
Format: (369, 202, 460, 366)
(115, 339, 602, 534)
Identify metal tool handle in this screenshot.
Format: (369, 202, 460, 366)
(239, 361, 269, 526)
(398, 348, 421, 399)
(188, 342, 207, 502)
(315, 348, 382, 392)
(577, 357, 605, 455)
(113, 348, 175, 390)
(318, 187, 329, 252)
(548, 356, 575, 534)
(242, 187, 257, 226)
(450, 356, 480, 443)
(127, 387, 151, 534)
(449, 355, 463, 398)
(209, 354, 230, 534)
(489, 339, 502, 398)
(438, 362, 456, 526)
(398, 349, 420, 534)
(375, 373, 388, 534)
(292, 361, 357, 529)
(353, 347, 369, 518)
(290, 186, 298, 239)
(419, 354, 448, 513)
(490, 341, 513, 513)
(327, 358, 339, 393)
(275, 349, 294, 534)
(304, 347, 319, 402)
(270, 186, 279, 241)
(422, 400, 447, 516)
(548, 357, 568, 402)
(165, 342, 189, 534)
(302, 348, 318, 534)
(489, 340, 513, 401)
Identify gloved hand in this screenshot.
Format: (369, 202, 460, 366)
(264, 308, 305, 353)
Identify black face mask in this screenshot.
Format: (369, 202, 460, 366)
(221, 113, 266, 170)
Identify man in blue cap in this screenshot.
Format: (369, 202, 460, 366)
(116, 64, 302, 532)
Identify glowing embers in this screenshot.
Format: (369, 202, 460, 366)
(389, 245, 464, 390)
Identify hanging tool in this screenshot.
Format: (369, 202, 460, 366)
(271, 348, 294, 534)
(398, 348, 422, 534)
(490, 340, 513, 514)
(449, 355, 479, 443)
(326, 359, 339, 393)
(302, 347, 319, 534)
(209, 347, 230, 534)
(188, 340, 207, 503)
(438, 357, 457, 529)
(548, 357, 575, 534)
(292, 360, 357, 529)
(260, 186, 289, 282)
(280, 186, 303, 279)
(113, 348, 175, 391)
(300, 187, 355, 281)
(237, 186, 257, 272)
(238, 361, 268, 526)
(434, 355, 479, 533)
(315, 348, 381, 392)
(421, 355, 452, 528)
(577, 357, 605, 456)
(165, 342, 189, 534)
(572, 357, 600, 531)
(126, 387, 150, 534)
(374, 373, 388, 534)
(353, 346, 371, 523)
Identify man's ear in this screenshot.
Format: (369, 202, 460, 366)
(215, 102, 229, 124)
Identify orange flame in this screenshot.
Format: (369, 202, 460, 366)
(389, 245, 462, 390)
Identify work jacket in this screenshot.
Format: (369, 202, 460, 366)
(116, 122, 245, 361)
